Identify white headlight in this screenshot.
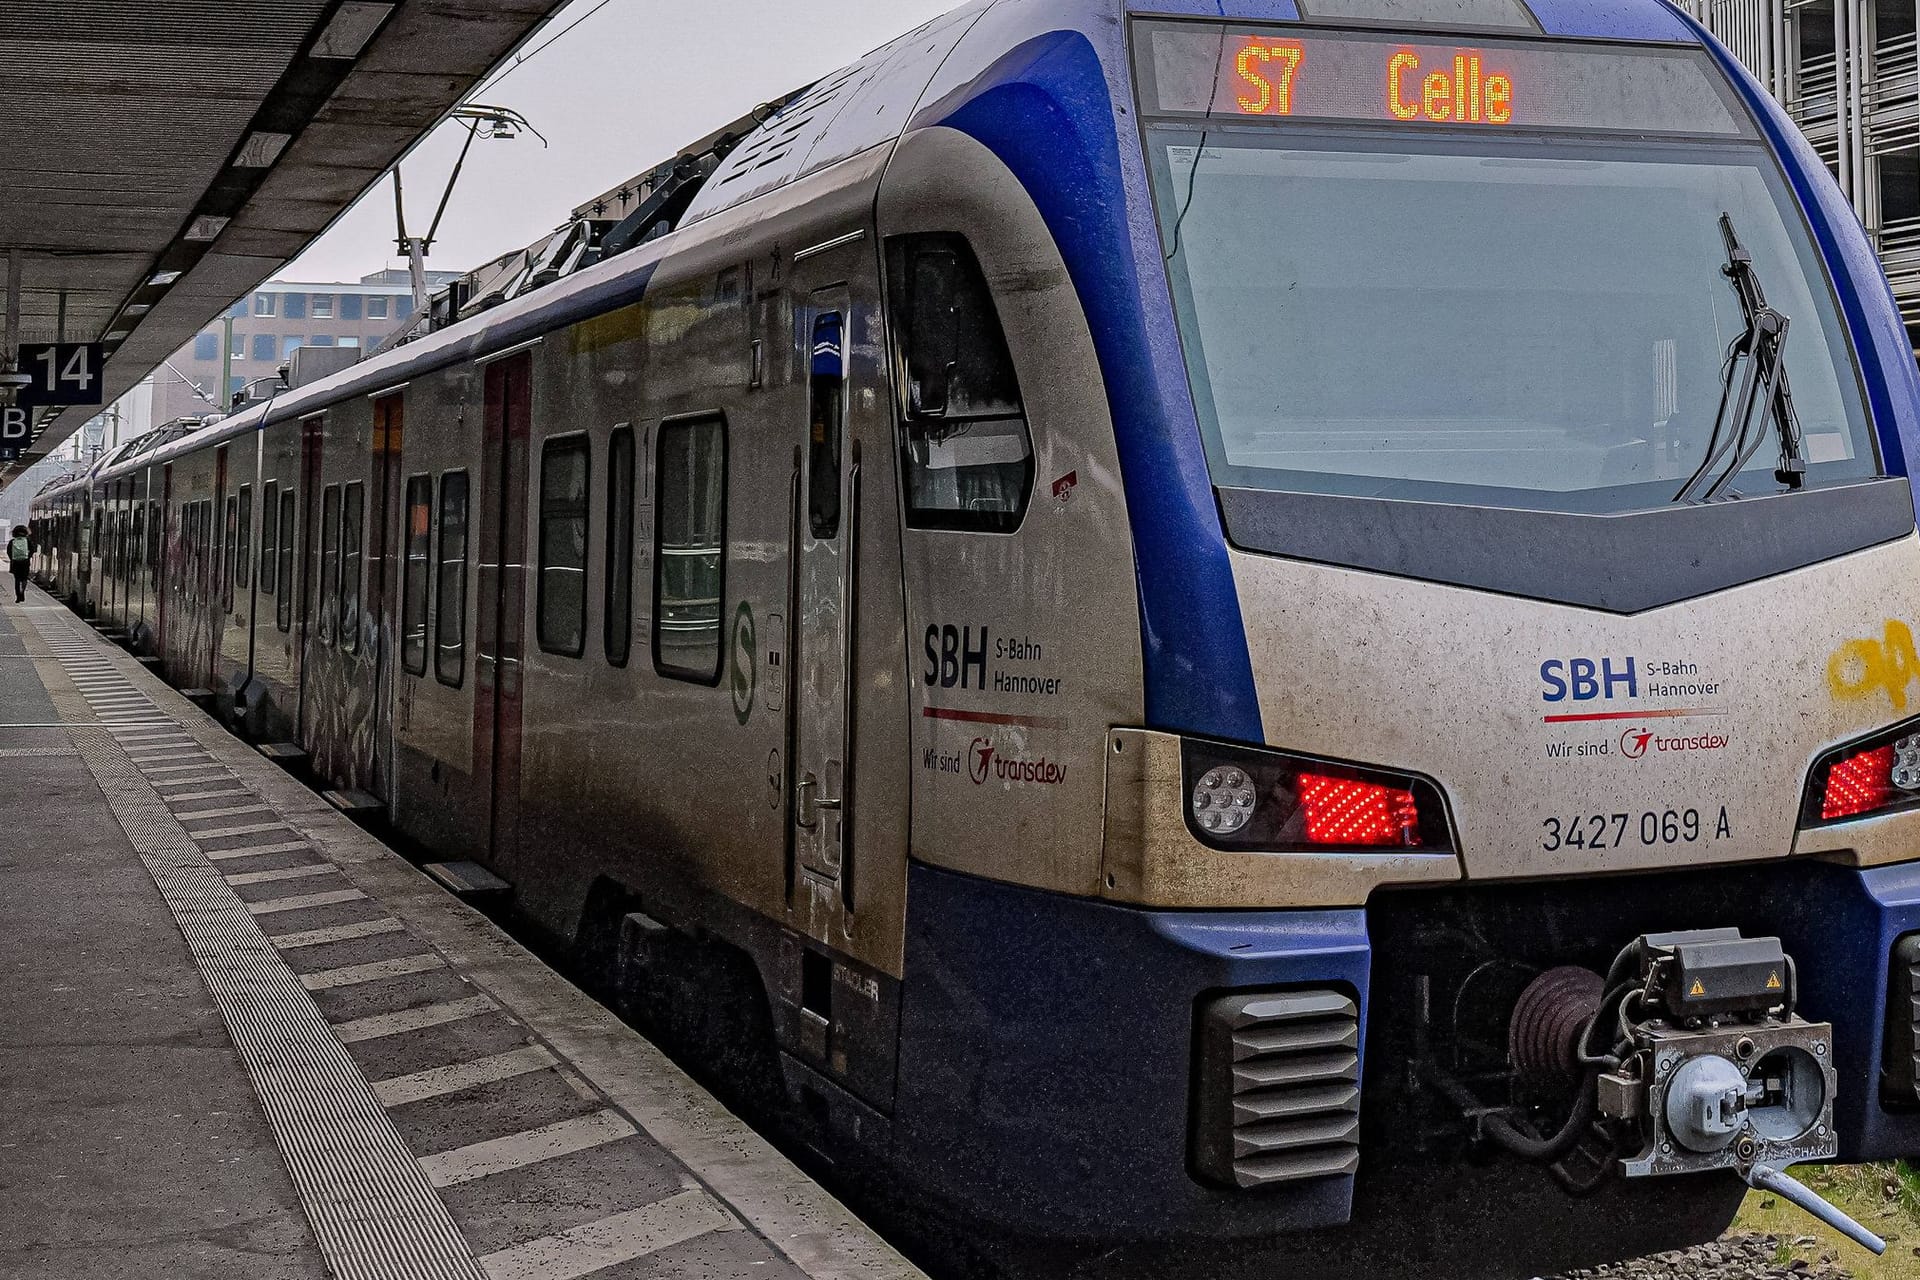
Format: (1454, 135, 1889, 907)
(1192, 766, 1257, 835)
(1893, 734, 1920, 792)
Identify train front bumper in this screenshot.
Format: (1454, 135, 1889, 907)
(893, 857, 1920, 1241)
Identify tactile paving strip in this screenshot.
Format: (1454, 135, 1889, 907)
(40, 658, 489, 1279)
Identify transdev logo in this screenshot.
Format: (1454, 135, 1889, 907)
(1619, 727, 1730, 758)
(967, 736, 1067, 786)
(969, 737, 994, 784)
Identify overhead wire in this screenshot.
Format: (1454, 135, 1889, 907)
(467, 0, 618, 100)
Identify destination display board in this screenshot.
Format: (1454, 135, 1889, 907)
(1136, 24, 1749, 136)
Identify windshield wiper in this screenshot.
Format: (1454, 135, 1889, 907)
(1673, 212, 1809, 503)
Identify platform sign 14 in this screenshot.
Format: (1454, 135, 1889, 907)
(16, 343, 103, 407)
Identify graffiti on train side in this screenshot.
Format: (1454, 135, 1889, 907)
(305, 609, 382, 792)
(1828, 619, 1920, 711)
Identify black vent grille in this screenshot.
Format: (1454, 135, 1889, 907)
(1884, 934, 1920, 1106)
(1193, 990, 1361, 1189)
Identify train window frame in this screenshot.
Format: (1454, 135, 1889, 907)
(276, 490, 296, 633)
(236, 484, 252, 590)
(260, 481, 278, 595)
(319, 484, 341, 647)
(537, 434, 592, 660)
(147, 500, 160, 591)
(883, 233, 1035, 535)
(808, 312, 845, 541)
(435, 470, 469, 688)
(341, 480, 364, 655)
(605, 425, 636, 669)
(651, 413, 729, 686)
(222, 494, 238, 611)
(401, 473, 432, 677)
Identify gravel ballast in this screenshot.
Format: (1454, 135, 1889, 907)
(1546, 1234, 1855, 1280)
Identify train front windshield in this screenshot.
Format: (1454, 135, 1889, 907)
(1135, 25, 1879, 514)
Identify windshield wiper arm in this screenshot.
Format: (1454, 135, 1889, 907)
(1673, 212, 1809, 503)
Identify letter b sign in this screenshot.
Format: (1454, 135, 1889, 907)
(0, 407, 27, 459)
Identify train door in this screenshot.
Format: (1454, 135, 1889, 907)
(296, 415, 323, 737)
(475, 353, 531, 870)
(792, 286, 854, 891)
(369, 394, 404, 800)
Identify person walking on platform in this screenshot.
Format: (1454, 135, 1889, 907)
(8, 526, 31, 602)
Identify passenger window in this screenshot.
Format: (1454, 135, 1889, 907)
(809, 313, 844, 539)
(319, 485, 341, 646)
(537, 437, 590, 658)
(886, 234, 1034, 533)
(341, 481, 364, 655)
(653, 416, 727, 682)
(401, 475, 431, 676)
(436, 472, 469, 687)
(276, 491, 296, 632)
(223, 495, 238, 610)
(605, 426, 635, 667)
(260, 482, 278, 594)
(147, 501, 160, 589)
(236, 485, 252, 589)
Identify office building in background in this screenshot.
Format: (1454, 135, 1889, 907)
(1685, 0, 1920, 345)
(149, 270, 459, 424)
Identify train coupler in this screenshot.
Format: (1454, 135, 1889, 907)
(1487, 929, 1884, 1252)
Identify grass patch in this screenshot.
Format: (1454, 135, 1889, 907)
(1732, 1162, 1920, 1278)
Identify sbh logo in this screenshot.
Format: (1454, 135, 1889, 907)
(925, 624, 988, 690)
(1541, 656, 1638, 702)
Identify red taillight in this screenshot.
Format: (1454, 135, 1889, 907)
(1297, 772, 1422, 847)
(1822, 745, 1896, 821)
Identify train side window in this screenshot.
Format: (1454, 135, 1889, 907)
(401, 475, 431, 675)
(236, 485, 252, 590)
(435, 472, 469, 687)
(341, 481, 364, 655)
(605, 426, 635, 668)
(319, 485, 341, 647)
(885, 234, 1034, 533)
(808, 312, 844, 539)
(652, 416, 727, 683)
(260, 481, 278, 594)
(276, 491, 296, 632)
(147, 501, 160, 589)
(537, 436, 591, 658)
(222, 495, 238, 611)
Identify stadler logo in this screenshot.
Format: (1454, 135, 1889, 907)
(969, 738, 995, 784)
(1620, 727, 1729, 759)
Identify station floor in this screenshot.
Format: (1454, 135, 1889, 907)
(0, 587, 923, 1280)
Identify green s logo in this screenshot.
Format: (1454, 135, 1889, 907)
(730, 601, 756, 725)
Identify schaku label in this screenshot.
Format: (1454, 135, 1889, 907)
(1136, 24, 1748, 137)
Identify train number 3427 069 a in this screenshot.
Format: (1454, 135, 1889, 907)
(1540, 807, 1733, 852)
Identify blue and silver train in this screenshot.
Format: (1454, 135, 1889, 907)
(32, 0, 1920, 1271)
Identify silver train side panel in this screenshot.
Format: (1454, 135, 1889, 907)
(878, 125, 1148, 898)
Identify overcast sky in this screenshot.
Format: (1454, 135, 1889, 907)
(285, 0, 955, 283)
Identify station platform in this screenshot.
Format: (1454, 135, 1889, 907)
(0, 587, 923, 1280)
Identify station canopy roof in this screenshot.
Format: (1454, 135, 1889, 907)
(0, 0, 568, 488)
